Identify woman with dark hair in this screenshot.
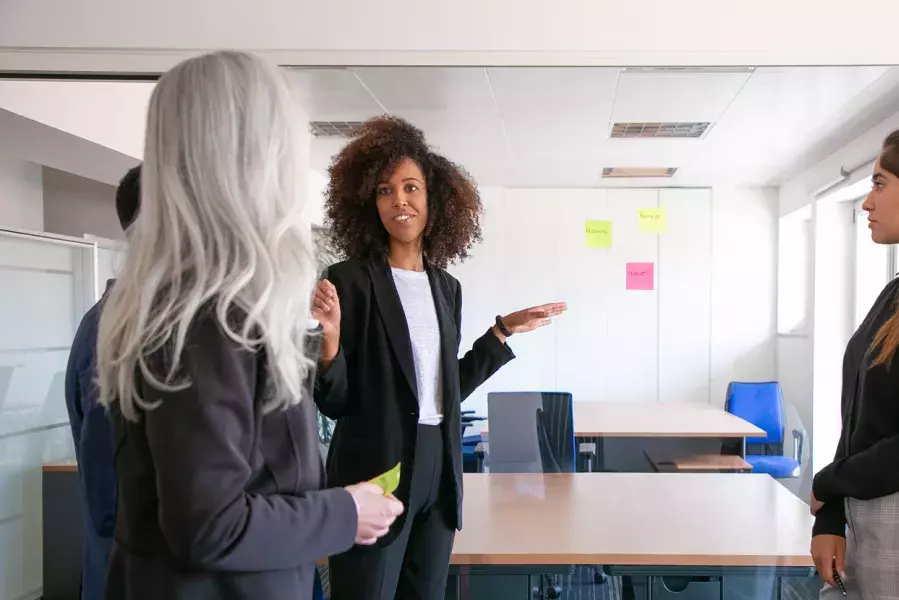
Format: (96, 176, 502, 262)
(811, 128, 899, 599)
(313, 115, 566, 599)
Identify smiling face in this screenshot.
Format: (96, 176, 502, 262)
(861, 157, 899, 244)
(376, 157, 429, 248)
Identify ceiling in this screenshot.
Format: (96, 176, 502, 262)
(289, 66, 898, 188)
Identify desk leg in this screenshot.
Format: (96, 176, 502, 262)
(597, 436, 605, 471)
(741, 437, 747, 459)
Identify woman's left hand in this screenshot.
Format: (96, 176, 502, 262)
(809, 490, 825, 515)
(495, 303, 568, 341)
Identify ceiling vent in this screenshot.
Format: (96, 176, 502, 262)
(611, 122, 710, 139)
(602, 167, 678, 179)
(309, 121, 365, 138)
(622, 67, 756, 74)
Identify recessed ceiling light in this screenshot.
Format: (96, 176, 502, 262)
(602, 167, 678, 178)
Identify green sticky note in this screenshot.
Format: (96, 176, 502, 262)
(585, 220, 612, 248)
(369, 462, 401, 495)
(638, 208, 666, 234)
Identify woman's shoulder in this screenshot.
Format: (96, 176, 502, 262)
(322, 258, 368, 282)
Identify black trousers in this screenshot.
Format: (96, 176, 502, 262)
(329, 423, 456, 600)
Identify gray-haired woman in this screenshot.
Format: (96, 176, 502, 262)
(96, 51, 402, 600)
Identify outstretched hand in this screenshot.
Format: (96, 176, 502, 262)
(498, 302, 567, 339)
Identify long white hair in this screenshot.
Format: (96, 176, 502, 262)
(97, 51, 317, 420)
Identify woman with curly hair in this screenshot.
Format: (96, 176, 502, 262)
(313, 115, 566, 599)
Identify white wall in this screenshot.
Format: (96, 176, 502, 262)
(0, 81, 152, 159)
(710, 188, 779, 398)
(3, 1, 899, 69)
(0, 154, 43, 231)
(450, 186, 777, 416)
(0, 232, 91, 600)
(42, 167, 122, 240)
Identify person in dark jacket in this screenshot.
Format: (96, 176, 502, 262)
(314, 115, 567, 600)
(811, 129, 899, 599)
(94, 51, 403, 600)
(63, 165, 140, 600)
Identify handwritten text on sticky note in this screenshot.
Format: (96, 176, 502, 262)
(638, 208, 666, 234)
(584, 220, 612, 248)
(626, 262, 654, 291)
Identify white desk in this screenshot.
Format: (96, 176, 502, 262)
(481, 402, 763, 440)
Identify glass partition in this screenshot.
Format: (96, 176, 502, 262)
(0, 229, 94, 600)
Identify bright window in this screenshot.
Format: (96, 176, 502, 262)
(778, 206, 812, 335)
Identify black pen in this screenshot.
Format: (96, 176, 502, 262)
(832, 565, 847, 597)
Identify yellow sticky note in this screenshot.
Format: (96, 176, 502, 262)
(369, 462, 401, 495)
(585, 220, 612, 248)
(638, 208, 666, 234)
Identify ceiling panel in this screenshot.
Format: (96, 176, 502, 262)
(610, 71, 751, 125)
(285, 68, 383, 121)
(299, 66, 896, 188)
(488, 67, 619, 166)
(685, 66, 889, 184)
(353, 67, 497, 113)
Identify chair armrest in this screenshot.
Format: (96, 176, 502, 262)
(792, 429, 804, 464)
(461, 410, 475, 415)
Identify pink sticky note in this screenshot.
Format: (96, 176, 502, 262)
(626, 262, 654, 291)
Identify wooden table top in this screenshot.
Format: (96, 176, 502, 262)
(482, 402, 764, 439)
(451, 473, 814, 567)
(42, 458, 78, 472)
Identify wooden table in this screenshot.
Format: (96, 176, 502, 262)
(481, 402, 763, 439)
(447, 473, 814, 599)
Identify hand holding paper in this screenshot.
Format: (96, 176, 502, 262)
(345, 472, 404, 545)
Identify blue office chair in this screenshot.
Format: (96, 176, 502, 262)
(725, 381, 803, 479)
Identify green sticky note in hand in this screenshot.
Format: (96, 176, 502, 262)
(369, 462, 401, 495)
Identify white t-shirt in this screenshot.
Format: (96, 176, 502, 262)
(391, 268, 443, 425)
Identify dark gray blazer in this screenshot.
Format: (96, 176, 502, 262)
(106, 309, 357, 600)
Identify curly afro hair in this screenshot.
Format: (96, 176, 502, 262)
(323, 115, 483, 269)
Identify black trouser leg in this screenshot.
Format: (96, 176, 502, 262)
(329, 423, 454, 600)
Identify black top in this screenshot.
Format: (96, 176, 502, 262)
(314, 258, 515, 544)
(813, 277, 899, 536)
(107, 309, 357, 600)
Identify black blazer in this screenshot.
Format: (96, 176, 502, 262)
(314, 257, 514, 541)
(107, 310, 357, 600)
(813, 277, 899, 536)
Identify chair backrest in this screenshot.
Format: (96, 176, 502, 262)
(487, 392, 576, 473)
(725, 381, 784, 445)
